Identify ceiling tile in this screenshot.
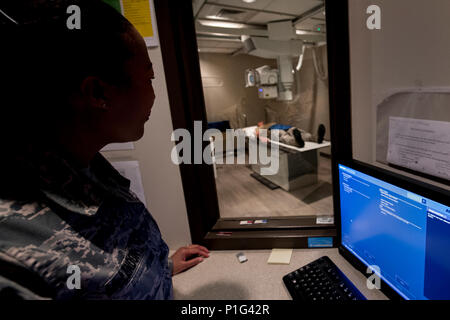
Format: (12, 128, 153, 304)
(194, 1, 327, 44)
(296, 18, 326, 32)
(198, 4, 257, 22)
(312, 11, 326, 20)
(197, 38, 243, 49)
(211, 0, 274, 11)
(216, 41, 243, 49)
(263, 0, 323, 16)
(247, 12, 294, 24)
(198, 47, 237, 54)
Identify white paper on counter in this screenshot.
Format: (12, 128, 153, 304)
(111, 160, 147, 207)
(387, 117, 450, 180)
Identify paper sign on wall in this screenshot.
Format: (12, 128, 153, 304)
(111, 160, 147, 207)
(101, 142, 135, 151)
(387, 117, 450, 181)
(104, 0, 159, 47)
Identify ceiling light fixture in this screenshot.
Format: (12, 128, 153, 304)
(242, 0, 256, 3)
(205, 15, 229, 20)
(198, 19, 247, 29)
(295, 29, 324, 35)
(296, 30, 308, 35)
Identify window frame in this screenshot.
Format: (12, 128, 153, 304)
(153, 0, 342, 249)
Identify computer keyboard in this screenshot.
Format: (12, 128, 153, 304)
(283, 256, 366, 301)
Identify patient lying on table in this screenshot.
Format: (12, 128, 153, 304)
(257, 123, 326, 148)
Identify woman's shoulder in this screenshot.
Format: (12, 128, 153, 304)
(0, 197, 58, 298)
(0, 198, 59, 253)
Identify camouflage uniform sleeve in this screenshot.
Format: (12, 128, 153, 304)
(0, 275, 50, 300)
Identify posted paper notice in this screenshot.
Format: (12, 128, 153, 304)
(111, 160, 147, 207)
(101, 142, 135, 151)
(104, 0, 159, 47)
(387, 117, 450, 180)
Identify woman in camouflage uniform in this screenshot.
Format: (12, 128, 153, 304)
(0, 0, 209, 299)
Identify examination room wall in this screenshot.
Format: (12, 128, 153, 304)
(199, 48, 330, 143)
(101, 45, 192, 249)
(349, 0, 450, 190)
(198, 52, 275, 127)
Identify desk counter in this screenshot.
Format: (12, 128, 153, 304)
(171, 248, 388, 300)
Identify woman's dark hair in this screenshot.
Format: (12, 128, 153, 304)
(0, 0, 135, 148)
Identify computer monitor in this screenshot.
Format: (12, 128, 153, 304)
(338, 163, 450, 300)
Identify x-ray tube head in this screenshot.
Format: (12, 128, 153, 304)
(255, 66, 278, 85)
(246, 66, 278, 88)
(245, 69, 258, 87)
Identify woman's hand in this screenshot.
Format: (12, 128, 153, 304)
(170, 245, 210, 276)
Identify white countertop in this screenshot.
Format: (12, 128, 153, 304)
(171, 248, 388, 300)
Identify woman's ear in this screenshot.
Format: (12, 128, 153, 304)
(80, 76, 108, 110)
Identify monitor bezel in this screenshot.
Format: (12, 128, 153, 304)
(335, 159, 450, 300)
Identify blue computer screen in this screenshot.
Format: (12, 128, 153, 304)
(339, 164, 450, 300)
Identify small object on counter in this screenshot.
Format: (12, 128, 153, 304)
(236, 252, 248, 263)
